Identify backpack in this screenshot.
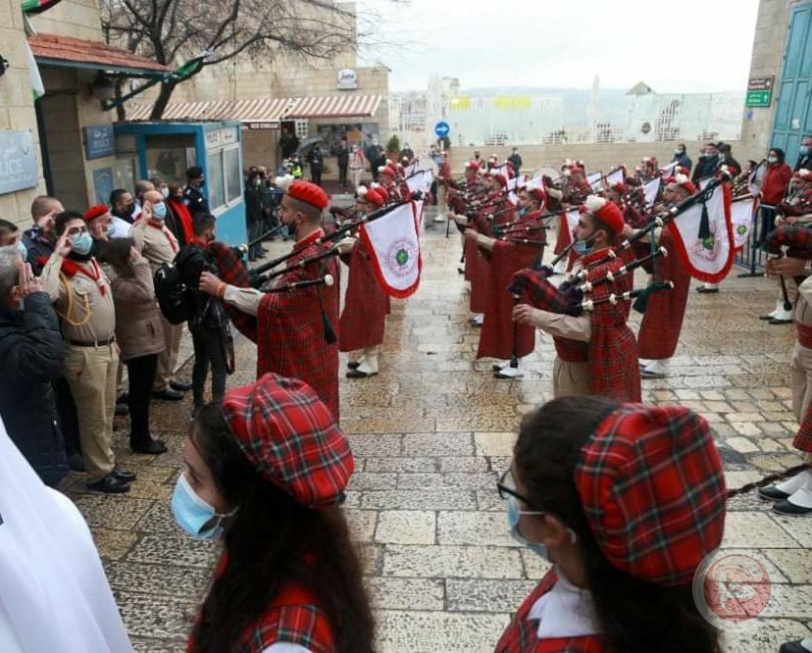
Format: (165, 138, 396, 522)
(153, 261, 193, 324)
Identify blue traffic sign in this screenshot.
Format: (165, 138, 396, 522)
(434, 121, 451, 138)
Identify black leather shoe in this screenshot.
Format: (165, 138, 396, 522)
(769, 318, 793, 325)
(696, 287, 719, 294)
(153, 388, 184, 401)
(87, 473, 130, 494)
(773, 499, 812, 515)
(117, 392, 129, 403)
(111, 466, 137, 482)
(758, 485, 791, 501)
(67, 453, 85, 472)
(347, 361, 361, 370)
(170, 380, 193, 392)
(131, 438, 167, 455)
(115, 403, 129, 416)
(759, 314, 777, 320)
(780, 640, 812, 653)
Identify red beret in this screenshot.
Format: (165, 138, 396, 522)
(287, 181, 329, 210)
(611, 182, 630, 195)
(84, 205, 110, 221)
(581, 196, 625, 234)
(379, 164, 397, 179)
(221, 373, 354, 508)
(574, 404, 725, 587)
(363, 187, 387, 207)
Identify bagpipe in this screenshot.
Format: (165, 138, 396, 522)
(262, 274, 335, 293)
(763, 223, 812, 260)
(249, 202, 405, 287)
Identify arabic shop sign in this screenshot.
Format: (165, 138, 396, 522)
(0, 130, 39, 196)
(83, 124, 115, 160)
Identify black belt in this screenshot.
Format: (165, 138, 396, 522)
(67, 336, 116, 348)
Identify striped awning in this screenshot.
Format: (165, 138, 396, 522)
(284, 94, 383, 119)
(125, 97, 294, 126)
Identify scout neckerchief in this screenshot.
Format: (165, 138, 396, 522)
(60, 257, 106, 296)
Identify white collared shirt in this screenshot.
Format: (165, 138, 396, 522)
(527, 567, 601, 640)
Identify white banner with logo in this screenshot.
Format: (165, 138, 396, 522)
(359, 203, 422, 298)
(668, 182, 734, 283)
(731, 196, 758, 250)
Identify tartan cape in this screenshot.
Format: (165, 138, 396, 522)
(206, 241, 258, 342)
(339, 238, 388, 352)
(476, 236, 539, 360)
(494, 569, 605, 653)
(583, 256, 641, 402)
(256, 231, 340, 420)
(466, 235, 491, 314)
(634, 230, 692, 360)
(187, 554, 335, 653)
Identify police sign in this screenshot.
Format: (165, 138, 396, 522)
(434, 121, 450, 138)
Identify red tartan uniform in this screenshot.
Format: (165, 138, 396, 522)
(383, 182, 402, 203)
(187, 555, 335, 653)
(477, 213, 544, 360)
(635, 227, 691, 360)
(495, 569, 605, 653)
(257, 229, 340, 419)
(339, 238, 388, 352)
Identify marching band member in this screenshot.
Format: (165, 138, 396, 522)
(636, 176, 694, 379)
(512, 197, 641, 402)
(339, 187, 390, 379)
(468, 182, 547, 378)
(378, 164, 403, 203)
(199, 181, 341, 419)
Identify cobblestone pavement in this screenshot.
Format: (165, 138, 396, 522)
(66, 205, 812, 651)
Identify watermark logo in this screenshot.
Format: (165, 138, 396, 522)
(692, 551, 774, 630)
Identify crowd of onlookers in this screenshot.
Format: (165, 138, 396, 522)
(0, 166, 231, 494)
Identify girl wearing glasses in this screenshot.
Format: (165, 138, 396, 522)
(495, 396, 727, 653)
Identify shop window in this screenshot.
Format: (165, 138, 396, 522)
(206, 149, 225, 209)
(145, 134, 195, 186)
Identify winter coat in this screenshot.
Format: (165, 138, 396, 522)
(0, 291, 68, 487)
(107, 258, 165, 361)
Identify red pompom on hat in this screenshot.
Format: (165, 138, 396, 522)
(287, 180, 329, 210)
(221, 373, 354, 508)
(610, 182, 630, 195)
(581, 196, 625, 234)
(668, 174, 697, 195)
(83, 204, 110, 221)
(573, 404, 726, 587)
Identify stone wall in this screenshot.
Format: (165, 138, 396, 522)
(444, 140, 745, 176)
(30, 0, 105, 41)
(0, 0, 46, 227)
(739, 0, 795, 163)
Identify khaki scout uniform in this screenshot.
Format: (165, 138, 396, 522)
(132, 219, 181, 392)
(41, 253, 118, 481)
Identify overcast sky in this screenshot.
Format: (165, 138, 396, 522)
(358, 0, 761, 93)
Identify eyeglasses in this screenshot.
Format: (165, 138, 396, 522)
(497, 468, 543, 513)
(66, 226, 89, 236)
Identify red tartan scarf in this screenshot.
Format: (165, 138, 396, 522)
(60, 258, 106, 296)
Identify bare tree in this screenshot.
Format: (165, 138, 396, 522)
(101, 0, 365, 119)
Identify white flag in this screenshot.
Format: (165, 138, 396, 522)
(359, 203, 422, 298)
(731, 196, 758, 250)
(406, 169, 433, 195)
(25, 42, 44, 101)
(660, 161, 678, 176)
(644, 177, 661, 207)
(604, 167, 626, 187)
(411, 199, 424, 231)
(668, 182, 734, 283)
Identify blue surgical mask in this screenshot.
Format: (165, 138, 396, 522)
(70, 232, 93, 256)
(507, 495, 549, 560)
(153, 202, 167, 220)
(573, 239, 592, 256)
(16, 241, 27, 261)
(171, 474, 237, 540)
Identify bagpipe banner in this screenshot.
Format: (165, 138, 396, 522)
(411, 199, 425, 231)
(554, 208, 581, 254)
(731, 195, 759, 251)
(588, 171, 603, 192)
(660, 161, 678, 177)
(359, 202, 422, 298)
(603, 167, 626, 188)
(644, 177, 661, 207)
(668, 182, 734, 283)
(406, 168, 434, 196)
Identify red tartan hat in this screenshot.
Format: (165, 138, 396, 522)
(221, 373, 354, 508)
(574, 404, 726, 587)
(288, 181, 329, 210)
(581, 196, 625, 234)
(83, 204, 110, 221)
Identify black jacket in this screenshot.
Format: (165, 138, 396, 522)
(307, 149, 324, 168)
(337, 147, 349, 167)
(22, 228, 55, 276)
(0, 292, 68, 487)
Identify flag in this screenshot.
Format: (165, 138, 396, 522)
(668, 182, 734, 283)
(406, 169, 433, 196)
(359, 203, 422, 298)
(555, 208, 580, 253)
(660, 161, 678, 177)
(411, 199, 424, 231)
(731, 196, 759, 250)
(749, 161, 766, 196)
(25, 42, 44, 101)
(644, 177, 661, 207)
(604, 167, 626, 188)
